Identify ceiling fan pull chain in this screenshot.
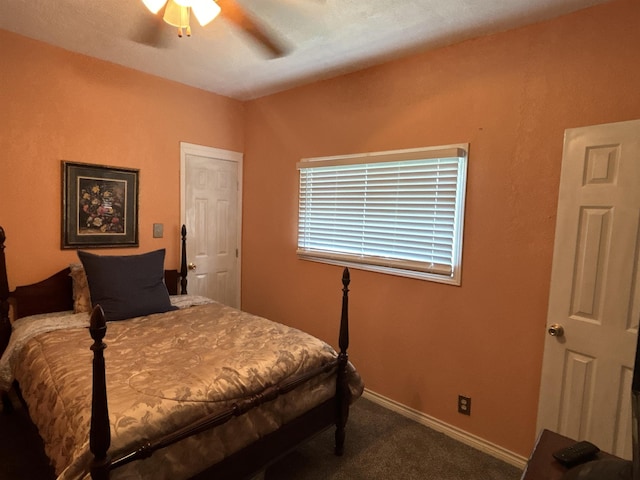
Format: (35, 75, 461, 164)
(177, 27, 183, 37)
(186, 25, 191, 37)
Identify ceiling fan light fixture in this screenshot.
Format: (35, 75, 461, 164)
(163, 0, 190, 28)
(142, 0, 220, 37)
(191, 0, 221, 27)
(141, 0, 168, 14)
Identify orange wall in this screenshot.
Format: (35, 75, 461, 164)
(241, 0, 640, 456)
(0, 30, 244, 288)
(2, 0, 639, 461)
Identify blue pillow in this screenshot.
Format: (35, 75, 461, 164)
(78, 249, 177, 321)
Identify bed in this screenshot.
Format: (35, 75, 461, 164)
(0, 225, 363, 479)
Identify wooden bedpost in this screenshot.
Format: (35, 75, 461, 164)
(180, 225, 188, 295)
(89, 305, 111, 480)
(334, 267, 351, 455)
(0, 227, 10, 358)
(0, 227, 12, 411)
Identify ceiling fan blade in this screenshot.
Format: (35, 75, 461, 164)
(131, 10, 172, 48)
(216, 0, 288, 57)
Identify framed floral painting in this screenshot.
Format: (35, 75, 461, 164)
(62, 161, 139, 248)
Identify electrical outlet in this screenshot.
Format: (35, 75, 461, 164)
(458, 395, 471, 415)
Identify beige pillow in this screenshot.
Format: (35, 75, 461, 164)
(69, 263, 92, 313)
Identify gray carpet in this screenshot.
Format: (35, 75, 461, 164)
(0, 396, 523, 479)
(266, 397, 523, 480)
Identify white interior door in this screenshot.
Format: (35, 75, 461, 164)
(536, 119, 640, 459)
(180, 143, 242, 308)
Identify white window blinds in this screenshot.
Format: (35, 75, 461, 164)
(297, 145, 468, 284)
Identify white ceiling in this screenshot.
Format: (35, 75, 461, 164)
(0, 0, 610, 100)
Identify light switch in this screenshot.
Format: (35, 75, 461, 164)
(153, 223, 164, 238)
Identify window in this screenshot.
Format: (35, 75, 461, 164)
(297, 144, 468, 285)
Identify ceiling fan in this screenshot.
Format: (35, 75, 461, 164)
(140, 0, 288, 57)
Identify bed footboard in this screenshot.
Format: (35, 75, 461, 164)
(89, 267, 354, 479)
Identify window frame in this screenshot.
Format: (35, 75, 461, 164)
(296, 144, 468, 285)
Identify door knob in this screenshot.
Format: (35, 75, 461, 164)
(548, 324, 565, 337)
(188, 262, 197, 271)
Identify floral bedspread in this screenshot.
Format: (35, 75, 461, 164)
(0, 296, 213, 392)
(8, 299, 363, 479)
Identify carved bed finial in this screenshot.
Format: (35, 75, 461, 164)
(180, 225, 188, 295)
(0, 226, 8, 296)
(339, 268, 350, 354)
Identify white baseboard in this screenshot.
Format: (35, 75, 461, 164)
(362, 389, 528, 470)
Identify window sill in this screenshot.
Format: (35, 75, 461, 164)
(297, 254, 461, 286)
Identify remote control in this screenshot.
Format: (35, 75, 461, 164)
(552, 440, 600, 467)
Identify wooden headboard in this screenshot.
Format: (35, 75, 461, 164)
(8, 267, 181, 321)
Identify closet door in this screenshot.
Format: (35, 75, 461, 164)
(181, 142, 242, 308)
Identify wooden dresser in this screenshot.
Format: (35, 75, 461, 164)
(521, 429, 624, 480)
